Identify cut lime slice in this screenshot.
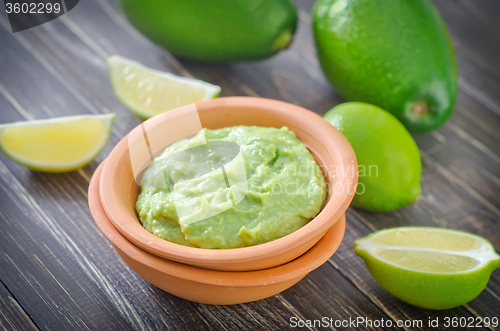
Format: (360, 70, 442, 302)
(107, 55, 221, 119)
(0, 114, 115, 172)
(355, 227, 500, 310)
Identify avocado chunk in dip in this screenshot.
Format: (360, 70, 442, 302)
(136, 126, 327, 249)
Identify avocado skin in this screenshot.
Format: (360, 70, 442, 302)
(118, 0, 298, 63)
(313, 0, 457, 132)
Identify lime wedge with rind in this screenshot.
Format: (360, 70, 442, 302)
(107, 55, 221, 119)
(0, 114, 115, 173)
(355, 227, 500, 310)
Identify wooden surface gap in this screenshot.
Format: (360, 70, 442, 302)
(0, 278, 41, 331)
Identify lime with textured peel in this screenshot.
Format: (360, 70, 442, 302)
(355, 227, 500, 310)
(324, 102, 421, 211)
(107, 55, 221, 119)
(0, 114, 115, 172)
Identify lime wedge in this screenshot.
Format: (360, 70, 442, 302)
(107, 55, 221, 119)
(0, 114, 115, 172)
(355, 227, 500, 310)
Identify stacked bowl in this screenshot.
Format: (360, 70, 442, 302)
(88, 97, 357, 305)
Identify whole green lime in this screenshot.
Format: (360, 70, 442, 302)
(324, 102, 421, 211)
(117, 0, 298, 63)
(313, 0, 457, 132)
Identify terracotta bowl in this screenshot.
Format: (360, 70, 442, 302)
(90, 162, 346, 305)
(99, 97, 357, 271)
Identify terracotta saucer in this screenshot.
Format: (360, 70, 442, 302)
(89, 161, 346, 305)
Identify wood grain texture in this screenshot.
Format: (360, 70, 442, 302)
(0, 281, 38, 331)
(0, 0, 499, 330)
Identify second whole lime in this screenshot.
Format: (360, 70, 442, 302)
(117, 0, 298, 63)
(324, 102, 421, 211)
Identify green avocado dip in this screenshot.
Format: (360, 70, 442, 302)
(136, 126, 327, 249)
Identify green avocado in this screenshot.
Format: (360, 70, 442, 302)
(313, 0, 457, 132)
(117, 0, 298, 63)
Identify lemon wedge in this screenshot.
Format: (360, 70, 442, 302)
(0, 114, 115, 172)
(107, 55, 221, 119)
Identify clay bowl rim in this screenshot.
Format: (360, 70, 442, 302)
(90, 161, 346, 286)
(99, 96, 357, 265)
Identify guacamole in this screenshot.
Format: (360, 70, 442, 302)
(136, 126, 327, 249)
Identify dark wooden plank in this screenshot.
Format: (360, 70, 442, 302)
(0, 0, 499, 330)
(454, 93, 500, 144)
(433, 0, 500, 118)
(415, 129, 500, 215)
(435, 0, 500, 77)
(175, 263, 396, 331)
(0, 281, 38, 331)
(0, 170, 133, 330)
(277, 263, 394, 331)
(457, 0, 500, 40)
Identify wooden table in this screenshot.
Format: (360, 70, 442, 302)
(0, 1, 499, 330)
